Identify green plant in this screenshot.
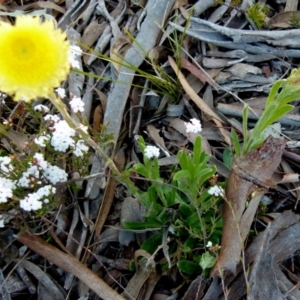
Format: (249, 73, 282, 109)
(246, 3, 269, 29)
(232, 68, 300, 156)
(289, 12, 300, 28)
(122, 136, 224, 276)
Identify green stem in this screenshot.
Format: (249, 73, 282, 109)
(48, 92, 120, 176)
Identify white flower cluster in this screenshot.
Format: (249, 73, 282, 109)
(208, 185, 224, 197)
(34, 135, 51, 147)
(0, 153, 67, 212)
(51, 120, 76, 152)
(34, 104, 49, 113)
(74, 140, 89, 157)
(144, 145, 160, 159)
(18, 153, 68, 187)
(184, 118, 202, 134)
(70, 96, 85, 113)
(0, 156, 13, 173)
(0, 177, 15, 203)
(35, 115, 89, 157)
(0, 151, 69, 213)
(69, 45, 82, 69)
(19, 185, 56, 211)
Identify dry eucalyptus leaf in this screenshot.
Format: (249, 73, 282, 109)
(267, 11, 300, 28)
(146, 124, 168, 151)
(212, 136, 286, 276)
(110, 36, 132, 73)
(148, 46, 172, 65)
(180, 57, 219, 90)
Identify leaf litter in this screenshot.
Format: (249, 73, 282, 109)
(2, 0, 300, 299)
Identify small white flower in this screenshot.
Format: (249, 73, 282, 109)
(36, 185, 56, 198)
(69, 46, 82, 69)
(21, 96, 29, 102)
(34, 105, 49, 113)
(44, 114, 61, 123)
(33, 153, 48, 169)
(73, 140, 89, 157)
(184, 118, 202, 134)
(43, 165, 68, 184)
(206, 241, 212, 248)
(70, 45, 83, 57)
(0, 177, 15, 203)
(0, 92, 7, 99)
(144, 145, 160, 159)
(70, 96, 85, 113)
(69, 57, 80, 69)
(55, 88, 66, 98)
(0, 156, 13, 173)
(208, 185, 224, 197)
(34, 135, 51, 147)
(20, 193, 43, 211)
(78, 123, 88, 133)
(50, 120, 76, 152)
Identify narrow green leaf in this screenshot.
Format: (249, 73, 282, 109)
(173, 170, 191, 183)
(231, 129, 241, 156)
(123, 220, 163, 230)
(223, 148, 233, 168)
(242, 104, 249, 153)
(266, 80, 283, 106)
(193, 136, 202, 165)
(134, 163, 149, 178)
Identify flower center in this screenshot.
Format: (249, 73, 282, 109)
(15, 39, 35, 60)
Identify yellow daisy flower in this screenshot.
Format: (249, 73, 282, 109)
(0, 16, 70, 101)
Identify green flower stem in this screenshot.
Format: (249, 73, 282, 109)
(48, 92, 120, 176)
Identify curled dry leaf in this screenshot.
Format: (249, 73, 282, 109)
(211, 136, 286, 276)
(110, 36, 132, 74)
(267, 11, 300, 29)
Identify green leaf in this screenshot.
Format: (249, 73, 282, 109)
(223, 148, 233, 169)
(242, 104, 249, 149)
(266, 104, 293, 125)
(123, 220, 163, 230)
(177, 260, 202, 274)
(231, 129, 241, 156)
(197, 167, 216, 186)
(266, 80, 283, 106)
(134, 163, 149, 178)
(193, 136, 202, 165)
(178, 150, 193, 172)
(183, 237, 196, 252)
(199, 252, 216, 271)
(141, 233, 163, 254)
(179, 203, 193, 218)
(173, 170, 191, 182)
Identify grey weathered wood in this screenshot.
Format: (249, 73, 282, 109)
(104, 0, 175, 147)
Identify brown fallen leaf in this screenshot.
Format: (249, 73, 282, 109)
(267, 11, 300, 29)
(146, 124, 168, 151)
(180, 57, 219, 90)
(111, 36, 132, 73)
(169, 56, 231, 146)
(211, 136, 286, 276)
(17, 232, 126, 300)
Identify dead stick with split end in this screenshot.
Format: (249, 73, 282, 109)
(17, 232, 125, 300)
